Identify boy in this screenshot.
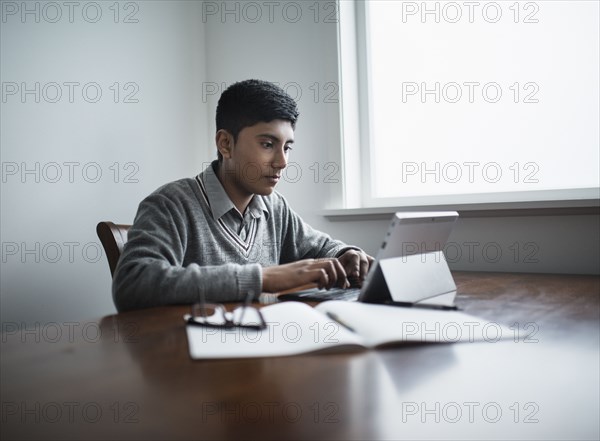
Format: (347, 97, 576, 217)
(113, 80, 372, 312)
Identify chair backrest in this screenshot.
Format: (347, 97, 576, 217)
(96, 221, 131, 278)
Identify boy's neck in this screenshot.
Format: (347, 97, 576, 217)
(216, 163, 253, 214)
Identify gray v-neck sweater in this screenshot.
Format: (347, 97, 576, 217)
(112, 163, 355, 311)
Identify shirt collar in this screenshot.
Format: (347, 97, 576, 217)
(200, 161, 269, 221)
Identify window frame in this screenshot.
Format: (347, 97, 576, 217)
(334, 0, 599, 216)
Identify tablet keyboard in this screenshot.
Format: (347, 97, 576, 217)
(278, 287, 361, 302)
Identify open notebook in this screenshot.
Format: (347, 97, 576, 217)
(185, 301, 511, 359)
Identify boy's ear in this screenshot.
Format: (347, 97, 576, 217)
(216, 130, 233, 159)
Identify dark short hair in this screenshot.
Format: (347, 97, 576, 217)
(215, 79, 299, 161)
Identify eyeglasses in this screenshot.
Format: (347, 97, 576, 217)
(184, 289, 267, 330)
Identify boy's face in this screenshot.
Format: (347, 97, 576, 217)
(219, 119, 294, 198)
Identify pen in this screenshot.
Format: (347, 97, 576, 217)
(325, 312, 357, 333)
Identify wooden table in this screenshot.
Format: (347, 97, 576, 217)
(1, 272, 599, 440)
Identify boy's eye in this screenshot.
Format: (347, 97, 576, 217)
(284, 145, 293, 153)
(261, 142, 273, 148)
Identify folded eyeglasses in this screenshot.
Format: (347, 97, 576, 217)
(184, 289, 267, 330)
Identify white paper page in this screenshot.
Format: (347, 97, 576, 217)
(185, 301, 365, 359)
(315, 301, 513, 347)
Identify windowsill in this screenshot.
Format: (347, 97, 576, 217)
(322, 199, 600, 221)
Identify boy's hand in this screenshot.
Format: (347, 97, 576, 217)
(337, 249, 374, 286)
(262, 258, 349, 293)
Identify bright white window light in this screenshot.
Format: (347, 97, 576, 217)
(363, 0, 599, 204)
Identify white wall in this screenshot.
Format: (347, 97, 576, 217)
(1, 1, 598, 327)
(1, 1, 209, 325)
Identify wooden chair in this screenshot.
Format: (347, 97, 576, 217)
(96, 221, 131, 278)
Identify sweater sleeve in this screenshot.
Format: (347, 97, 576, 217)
(277, 194, 361, 263)
(112, 191, 262, 312)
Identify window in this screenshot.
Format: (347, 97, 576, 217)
(338, 1, 599, 210)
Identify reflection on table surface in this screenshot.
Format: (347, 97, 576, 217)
(1, 272, 598, 440)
